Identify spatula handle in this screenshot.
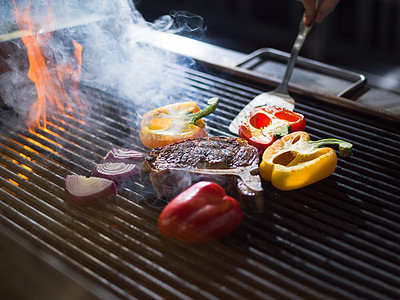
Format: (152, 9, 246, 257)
(275, 0, 320, 95)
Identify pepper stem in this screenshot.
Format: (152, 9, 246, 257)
(188, 97, 219, 125)
(308, 138, 353, 157)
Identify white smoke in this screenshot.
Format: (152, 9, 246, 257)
(0, 0, 206, 124)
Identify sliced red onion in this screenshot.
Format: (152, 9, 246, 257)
(103, 148, 146, 164)
(65, 175, 117, 206)
(91, 162, 140, 182)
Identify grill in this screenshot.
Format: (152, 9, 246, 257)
(1, 51, 400, 299)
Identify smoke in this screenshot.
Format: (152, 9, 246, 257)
(78, 5, 206, 108)
(0, 0, 206, 125)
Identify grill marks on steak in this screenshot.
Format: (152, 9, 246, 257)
(142, 137, 264, 212)
(150, 137, 259, 170)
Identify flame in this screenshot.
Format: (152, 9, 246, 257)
(12, 0, 86, 130)
(0, 153, 32, 186)
(46, 121, 66, 132)
(8, 179, 19, 187)
(18, 173, 29, 180)
(28, 128, 62, 148)
(24, 136, 59, 155)
(23, 145, 39, 155)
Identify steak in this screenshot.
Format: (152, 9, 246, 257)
(141, 136, 264, 212)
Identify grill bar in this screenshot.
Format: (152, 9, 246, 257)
(1, 62, 400, 299)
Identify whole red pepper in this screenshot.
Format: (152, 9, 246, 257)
(158, 181, 243, 244)
(239, 106, 306, 155)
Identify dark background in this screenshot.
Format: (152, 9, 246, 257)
(135, 0, 400, 79)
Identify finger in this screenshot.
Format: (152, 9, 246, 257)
(315, 0, 341, 23)
(298, 0, 317, 26)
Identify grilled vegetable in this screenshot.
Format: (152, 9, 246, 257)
(140, 98, 219, 149)
(238, 106, 306, 155)
(259, 131, 352, 191)
(91, 162, 140, 182)
(158, 181, 243, 244)
(103, 148, 146, 164)
(65, 175, 117, 206)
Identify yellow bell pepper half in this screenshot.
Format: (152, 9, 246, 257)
(140, 98, 219, 149)
(259, 131, 353, 191)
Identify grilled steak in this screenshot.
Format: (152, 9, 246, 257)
(141, 136, 264, 212)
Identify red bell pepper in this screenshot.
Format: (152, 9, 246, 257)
(158, 181, 243, 244)
(238, 106, 306, 155)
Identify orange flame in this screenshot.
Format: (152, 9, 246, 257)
(12, 0, 86, 130)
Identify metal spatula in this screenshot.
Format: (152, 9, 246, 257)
(229, 0, 320, 135)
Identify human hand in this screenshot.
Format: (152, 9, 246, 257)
(298, 0, 341, 26)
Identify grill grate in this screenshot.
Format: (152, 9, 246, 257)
(1, 62, 400, 299)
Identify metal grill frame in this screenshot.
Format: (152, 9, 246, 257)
(1, 56, 400, 299)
